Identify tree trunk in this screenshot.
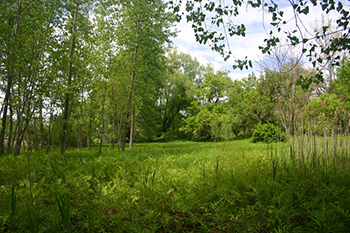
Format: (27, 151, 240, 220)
(117, 114, 123, 150)
(121, 121, 127, 151)
(112, 115, 116, 150)
(7, 93, 13, 152)
(61, 0, 79, 154)
(46, 111, 53, 154)
(39, 97, 45, 149)
(11, 116, 18, 152)
(46, 108, 56, 154)
(98, 86, 106, 156)
(33, 119, 38, 151)
(79, 99, 83, 148)
(0, 0, 22, 156)
(122, 13, 141, 151)
(129, 107, 135, 149)
(111, 88, 116, 150)
(87, 99, 93, 149)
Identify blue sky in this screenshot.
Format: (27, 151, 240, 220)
(171, 1, 342, 80)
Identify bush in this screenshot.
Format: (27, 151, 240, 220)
(251, 123, 286, 143)
(93, 138, 100, 145)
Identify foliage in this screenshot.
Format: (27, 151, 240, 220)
(251, 123, 286, 143)
(304, 93, 348, 134)
(227, 74, 260, 136)
(181, 70, 233, 140)
(173, 0, 350, 78)
(156, 49, 200, 141)
(1, 138, 350, 232)
(334, 58, 350, 110)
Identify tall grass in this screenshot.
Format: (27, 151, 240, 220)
(0, 132, 350, 232)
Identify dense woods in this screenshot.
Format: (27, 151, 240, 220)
(1, 0, 350, 232)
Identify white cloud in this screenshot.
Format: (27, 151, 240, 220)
(171, 0, 344, 81)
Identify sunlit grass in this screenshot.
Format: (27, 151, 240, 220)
(1, 139, 350, 232)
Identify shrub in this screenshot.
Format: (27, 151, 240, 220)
(93, 138, 100, 145)
(251, 123, 286, 143)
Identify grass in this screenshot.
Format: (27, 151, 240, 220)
(1, 139, 350, 232)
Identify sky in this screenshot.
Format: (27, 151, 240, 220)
(171, 0, 343, 80)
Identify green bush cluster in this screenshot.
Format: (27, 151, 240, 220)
(251, 123, 286, 143)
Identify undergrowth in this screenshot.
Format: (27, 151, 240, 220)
(0, 139, 350, 232)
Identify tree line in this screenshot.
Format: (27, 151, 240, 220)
(1, 0, 349, 156)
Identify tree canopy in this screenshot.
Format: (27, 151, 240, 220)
(0, 0, 349, 156)
(172, 0, 349, 81)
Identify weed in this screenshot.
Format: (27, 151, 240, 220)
(0, 139, 350, 231)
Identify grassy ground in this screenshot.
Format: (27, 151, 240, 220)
(1, 139, 350, 232)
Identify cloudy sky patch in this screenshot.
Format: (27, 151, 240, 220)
(171, 0, 343, 80)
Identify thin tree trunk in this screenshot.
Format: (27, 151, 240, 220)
(87, 99, 93, 149)
(61, 0, 79, 154)
(33, 119, 38, 151)
(109, 113, 116, 154)
(118, 114, 123, 150)
(0, 0, 22, 156)
(15, 106, 35, 156)
(122, 13, 141, 151)
(75, 123, 80, 149)
(111, 88, 116, 150)
(75, 105, 81, 149)
(7, 93, 13, 152)
(129, 107, 135, 149)
(98, 87, 106, 156)
(39, 96, 45, 149)
(79, 99, 83, 148)
(26, 130, 32, 152)
(11, 117, 18, 152)
(46, 111, 53, 154)
(112, 115, 116, 150)
(121, 122, 127, 151)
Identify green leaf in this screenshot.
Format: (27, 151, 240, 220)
(302, 6, 309, 14)
(216, 18, 223, 27)
(322, 3, 328, 11)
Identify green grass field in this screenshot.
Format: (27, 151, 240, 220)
(1, 139, 350, 232)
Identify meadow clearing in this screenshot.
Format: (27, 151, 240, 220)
(1, 138, 350, 232)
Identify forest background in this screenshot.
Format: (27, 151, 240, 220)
(1, 0, 350, 232)
(1, 0, 349, 156)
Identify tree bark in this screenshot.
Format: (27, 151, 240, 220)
(79, 98, 83, 148)
(7, 93, 13, 152)
(0, 0, 22, 156)
(61, 0, 79, 154)
(46, 110, 53, 154)
(87, 99, 93, 149)
(98, 86, 107, 156)
(129, 107, 135, 149)
(33, 119, 38, 151)
(39, 96, 45, 150)
(117, 114, 123, 150)
(122, 13, 141, 151)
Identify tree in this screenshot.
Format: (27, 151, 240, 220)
(54, 0, 93, 154)
(0, 0, 64, 155)
(60, 0, 80, 154)
(181, 70, 233, 140)
(116, 0, 174, 150)
(334, 58, 350, 110)
(311, 15, 349, 92)
(258, 47, 312, 135)
(227, 74, 259, 136)
(173, 0, 349, 83)
(156, 49, 199, 140)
